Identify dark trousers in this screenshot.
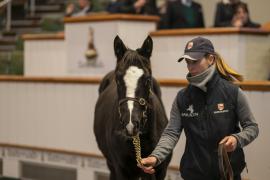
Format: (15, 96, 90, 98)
(234, 174, 241, 180)
(184, 174, 241, 180)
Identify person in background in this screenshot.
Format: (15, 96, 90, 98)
(65, 0, 94, 17)
(138, 37, 259, 180)
(214, 0, 240, 27)
(161, 0, 205, 29)
(156, 0, 168, 29)
(231, 2, 260, 28)
(214, 0, 260, 28)
(107, 0, 158, 15)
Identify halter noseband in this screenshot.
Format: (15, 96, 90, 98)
(118, 97, 149, 129)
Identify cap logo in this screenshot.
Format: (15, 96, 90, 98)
(187, 42, 193, 50)
(217, 103, 224, 111)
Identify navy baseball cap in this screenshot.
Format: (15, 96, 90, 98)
(178, 37, 215, 62)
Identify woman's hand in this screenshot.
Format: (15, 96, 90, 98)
(66, 3, 75, 15)
(219, 135, 238, 152)
(134, 0, 146, 9)
(232, 16, 243, 27)
(134, 0, 146, 13)
(138, 156, 157, 174)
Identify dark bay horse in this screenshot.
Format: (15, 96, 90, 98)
(94, 36, 171, 180)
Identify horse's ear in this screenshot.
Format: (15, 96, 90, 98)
(137, 36, 153, 59)
(114, 35, 127, 62)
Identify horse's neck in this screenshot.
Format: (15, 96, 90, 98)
(99, 71, 115, 94)
(147, 93, 168, 140)
(151, 77, 162, 100)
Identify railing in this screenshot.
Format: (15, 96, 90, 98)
(0, 76, 270, 91)
(29, 0, 35, 17)
(0, 0, 36, 32)
(0, 0, 11, 7)
(0, 0, 12, 32)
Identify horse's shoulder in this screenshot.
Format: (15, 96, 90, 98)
(149, 90, 166, 115)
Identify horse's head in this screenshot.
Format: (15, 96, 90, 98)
(113, 35, 153, 137)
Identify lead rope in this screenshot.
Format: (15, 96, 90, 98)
(218, 143, 234, 180)
(132, 134, 142, 166)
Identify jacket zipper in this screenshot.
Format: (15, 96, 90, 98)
(205, 97, 214, 178)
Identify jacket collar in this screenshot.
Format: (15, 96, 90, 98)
(187, 65, 216, 92)
(206, 70, 221, 91)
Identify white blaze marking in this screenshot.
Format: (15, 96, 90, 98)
(123, 66, 144, 135)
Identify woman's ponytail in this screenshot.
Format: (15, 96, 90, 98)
(213, 53, 244, 82)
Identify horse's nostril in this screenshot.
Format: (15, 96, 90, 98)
(125, 128, 132, 136)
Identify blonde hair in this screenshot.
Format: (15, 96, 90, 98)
(208, 53, 244, 82)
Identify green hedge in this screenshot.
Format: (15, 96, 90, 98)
(40, 18, 64, 32)
(0, 177, 20, 180)
(0, 50, 23, 75)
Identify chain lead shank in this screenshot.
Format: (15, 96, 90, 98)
(132, 134, 142, 166)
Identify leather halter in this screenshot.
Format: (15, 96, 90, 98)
(118, 97, 149, 129)
(218, 143, 234, 180)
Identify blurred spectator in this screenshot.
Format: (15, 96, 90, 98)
(107, 0, 158, 15)
(161, 0, 205, 29)
(65, 0, 94, 17)
(214, 0, 260, 28)
(156, 0, 167, 29)
(231, 2, 260, 28)
(214, 0, 240, 27)
(106, 0, 125, 13)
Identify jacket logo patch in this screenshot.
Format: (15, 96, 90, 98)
(187, 104, 194, 113)
(214, 103, 229, 114)
(181, 105, 199, 117)
(187, 42, 193, 50)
